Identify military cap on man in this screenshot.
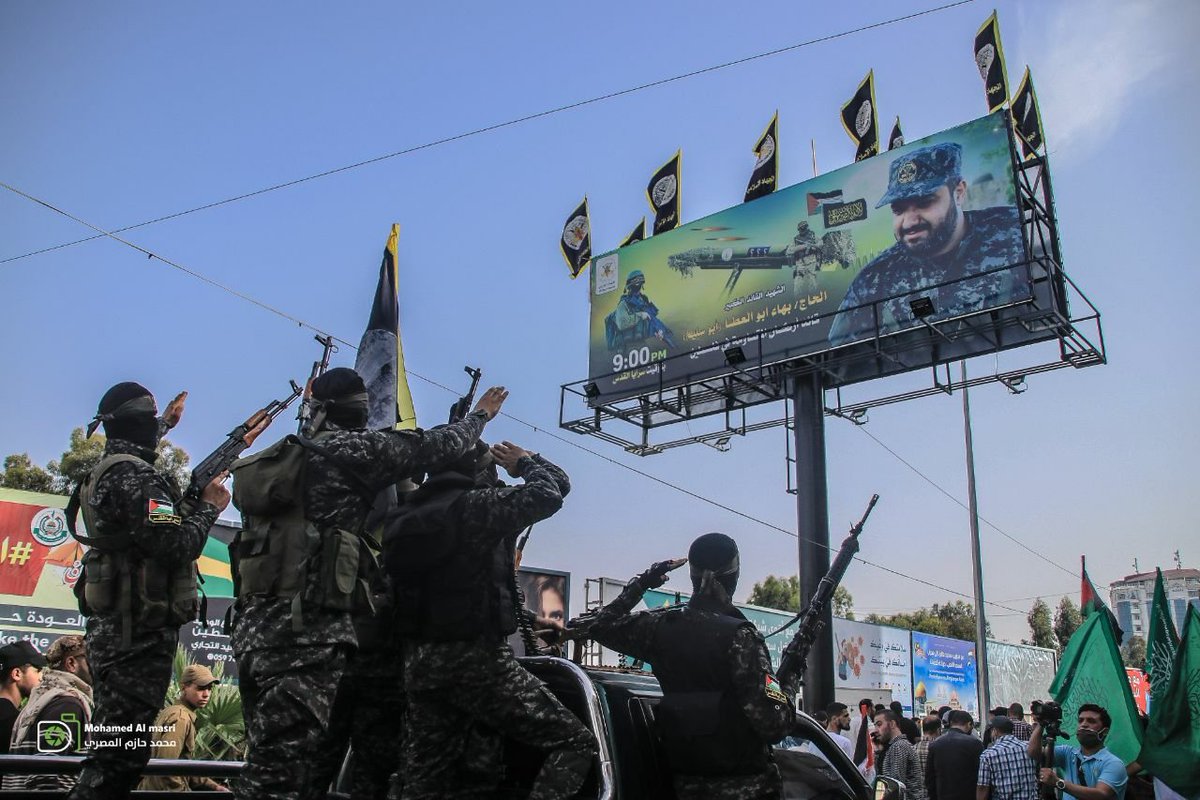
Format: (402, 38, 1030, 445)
(46, 635, 86, 669)
(180, 664, 219, 688)
(876, 142, 963, 208)
(626, 269, 645, 286)
(0, 640, 48, 672)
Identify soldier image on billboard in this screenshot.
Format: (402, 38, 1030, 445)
(604, 269, 676, 352)
(827, 142, 1025, 348)
(786, 221, 821, 295)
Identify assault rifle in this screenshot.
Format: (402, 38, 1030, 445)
(448, 366, 482, 424)
(297, 334, 337, 436)
(775, 494, 879, 685)
(183, 381, 303, 509)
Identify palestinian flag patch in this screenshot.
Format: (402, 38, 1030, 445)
(764, 673, 788, 704)
(147, 498, 181, 525)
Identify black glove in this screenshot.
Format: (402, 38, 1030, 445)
(634, 557, 688, 590)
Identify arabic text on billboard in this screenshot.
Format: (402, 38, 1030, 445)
(588, 110, 1028, 403)
(833, 617, 914, 715)
(912, 632, 980, 716)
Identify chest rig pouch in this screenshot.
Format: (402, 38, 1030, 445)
(230, 434, 376, 632)
(66, 455, 200, 643)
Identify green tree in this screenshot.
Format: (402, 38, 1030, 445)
(1121, 634, 1147, 670)
(747, 574, 854, 619)
(1026, 598, 1057, 649)
(1054, 596, 1083, 651)
(866, 600, 991, 641)
(0, 453, 55, 493)
(4, 427, 191, 496)
(47, 427, 106, 492)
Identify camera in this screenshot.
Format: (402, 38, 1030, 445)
(1034, 700, 1062, 739)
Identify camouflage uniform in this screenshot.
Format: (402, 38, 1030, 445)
(788, 222, 821, 295)
(827, 206, 1024, 346)
(69, 437, 220, 800)
(583, 587, 799, 800)
(399, 454, 596, 800)
(232, 412, 487, 800)
(303, 602, 405, 800)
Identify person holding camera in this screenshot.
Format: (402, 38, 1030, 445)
(1027, 704, 1128, 800)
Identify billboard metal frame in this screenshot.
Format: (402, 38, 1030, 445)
(560, 149, 1104, 456)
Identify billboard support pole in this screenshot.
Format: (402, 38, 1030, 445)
(962, 360, 992, 718)
(793, 371, 832, 713)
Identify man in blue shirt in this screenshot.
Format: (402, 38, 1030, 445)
(1027, 704, 1127, 800)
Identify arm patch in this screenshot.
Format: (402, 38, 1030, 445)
(764, 673, 789, 704)
(147, 493, 181, 525)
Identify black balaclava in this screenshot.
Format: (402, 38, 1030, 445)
(311, 368, 370, 430)
(688, 532, 740, 610)
(92, 382, 158, 450)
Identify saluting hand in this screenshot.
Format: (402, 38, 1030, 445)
(490, 441, 532, 477)
(162, 391, 188, 429)
(473, 386, 508, 420)
(637, 557, 688, 589)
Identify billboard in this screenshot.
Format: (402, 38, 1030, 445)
(587, 110, 1029, 404)
(911, 631, 980, 716)
(0, 489, 87, 650)
(986, 640, 1056, 711)
(832, 617, 914, 715)
(507, 566, 570, 655)
(0, 488, 238, 660)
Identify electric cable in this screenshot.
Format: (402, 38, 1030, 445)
(0, 0, 974, 267)
(0, 177, 1032, 618)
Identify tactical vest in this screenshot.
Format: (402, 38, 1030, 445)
(229, 434, 375, 632)
(67, 454, 199, 642)
(651, 607, 772, 777)
(385, 473, 519, 642)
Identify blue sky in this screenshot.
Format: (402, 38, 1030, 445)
(2, 0, 1197, 642)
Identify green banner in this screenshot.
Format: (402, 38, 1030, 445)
(1050, 613, 1144, 763)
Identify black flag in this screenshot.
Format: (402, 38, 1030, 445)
(888, 117, 905, 151)
(744, 112, 779, 202)
(620, 218, 646, 248)
(840, 71, 878, 162)
(974, 11, 1011, 112)
(647, 150, 681, 235)
(559, 197, 591, 279)
(1011, 67, 1044, 159)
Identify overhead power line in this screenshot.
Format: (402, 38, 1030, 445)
(0, 0, 974, 267)
(853, 424, 1082, 581)
(0, 178, 1031, 617)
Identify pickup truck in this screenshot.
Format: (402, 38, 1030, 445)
(507, 656, 905, 800)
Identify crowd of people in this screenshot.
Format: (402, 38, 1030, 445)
(0, 372, 1175, 800)
(789, 699, 1159, 800)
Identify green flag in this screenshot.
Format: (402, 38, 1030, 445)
(1139, 605, 1200, 797)
(1050, 612, 1144, 764)
(1145, 568, 1180, 701)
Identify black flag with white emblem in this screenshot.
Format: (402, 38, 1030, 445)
(559, 197, 591, 279)
(888, 117, 905, 151)
(840, 71, 878, 162)
(974, 11, 1011, 112)
(1011, 67, 1045, 159)
(620, 218, 646, 248)
(647, 150, 681, 235)
(744, 112, 779, 202)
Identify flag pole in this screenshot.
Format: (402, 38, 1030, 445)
(810, 139, 818, 177)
